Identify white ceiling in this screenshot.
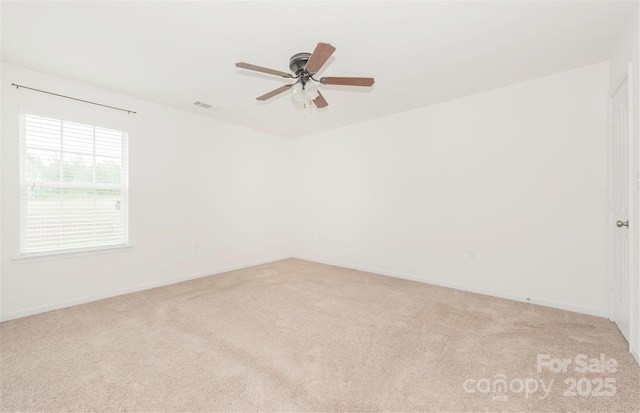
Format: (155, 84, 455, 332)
(1, 1, 635, 138)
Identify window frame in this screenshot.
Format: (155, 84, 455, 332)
(17, 109, 130, 260)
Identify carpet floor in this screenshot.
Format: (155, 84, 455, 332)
(1, 258, 638, 412)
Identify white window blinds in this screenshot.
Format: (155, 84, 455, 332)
(20, 113, 129, 255)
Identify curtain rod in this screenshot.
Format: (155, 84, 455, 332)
(11, 83, 137, 114)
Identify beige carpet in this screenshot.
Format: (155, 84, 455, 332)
(1, 258, 638, 412)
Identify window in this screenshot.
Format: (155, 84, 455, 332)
(20, 112, 129, 255)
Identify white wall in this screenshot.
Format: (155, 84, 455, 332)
(291, 62, 611, 317)
(609, 4, 640, 362)
(0, 63, 292, 320)
(0, 60, 617, 326)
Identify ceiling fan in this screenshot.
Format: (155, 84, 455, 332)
(235, 42, 375, 109)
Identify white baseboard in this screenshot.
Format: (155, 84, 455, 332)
(631, 345, 640, 366)
(0, 256, 289, 322)
(293, 255, 610, 319)
(1, 255, 611, 323)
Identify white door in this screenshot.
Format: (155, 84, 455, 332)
(610, 75, 631, 343)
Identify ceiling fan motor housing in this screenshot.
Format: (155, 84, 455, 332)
(289, 53, 311, 75)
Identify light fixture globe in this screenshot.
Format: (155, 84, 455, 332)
(291, 83, 304, 102)
(306, 84, 319, 100)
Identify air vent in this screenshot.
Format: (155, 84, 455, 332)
(193, 101, 214, 109)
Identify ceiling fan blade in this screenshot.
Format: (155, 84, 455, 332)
(320, 77, 375, 87)
(236, 62, 293, 78)
(304, 42, 336, 74)
(256, 84, 293, 101)
(313, 91, 328, 108)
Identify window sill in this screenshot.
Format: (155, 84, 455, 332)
(12, 244, 134, 264)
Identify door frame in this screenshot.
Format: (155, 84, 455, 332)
(607, 62, 635, 354)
